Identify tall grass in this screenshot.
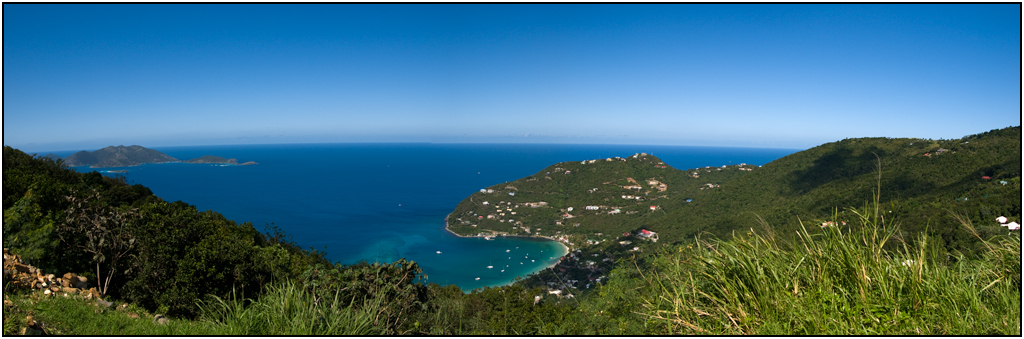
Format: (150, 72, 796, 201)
(197, 281, 382, 335)
(637, 199, 1021, 335)
(636, 155, 1021, 334)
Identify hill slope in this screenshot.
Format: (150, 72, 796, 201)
(447, 126, 1021, 254)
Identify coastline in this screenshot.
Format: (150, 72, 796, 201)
(443, 213, 570, 285)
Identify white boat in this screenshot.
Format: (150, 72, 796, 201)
(436, 251, 441, 254)
(501, 270, 504, 272)
(532, 260, 535, 262)
(506, 249, 510, 252)
(475, 277, 480, 281)
(487, 266, 493, 269)
(484, 236, 494, 240)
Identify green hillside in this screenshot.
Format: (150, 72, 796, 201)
(649, 126, 1021, 253)
(448, 126, 1021, 255)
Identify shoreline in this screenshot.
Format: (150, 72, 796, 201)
(443, 213, 570, 287)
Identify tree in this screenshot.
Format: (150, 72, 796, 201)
(57, 190, 138, 296)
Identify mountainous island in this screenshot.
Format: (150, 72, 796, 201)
(58, 145, 257, 168)
(2, 126, 1019, 335)
(63, 145, 178, 168)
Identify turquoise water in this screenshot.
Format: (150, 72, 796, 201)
(56, 143, 797, 291)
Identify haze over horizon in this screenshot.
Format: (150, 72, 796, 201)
(4, 4, 1020, 153)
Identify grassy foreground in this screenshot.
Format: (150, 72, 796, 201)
(4, 203, 1019, 335)
(633, 207, 1021, 335)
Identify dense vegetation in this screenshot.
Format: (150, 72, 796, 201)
(3, 126, 1020, 335)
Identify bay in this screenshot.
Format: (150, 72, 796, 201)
(58, 143, 797, 291)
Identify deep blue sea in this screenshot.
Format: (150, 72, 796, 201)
(56, 143, 797, 291)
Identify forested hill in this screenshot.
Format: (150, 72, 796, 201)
(62, 145, 178, 168)
(448, 126, 1021, 255)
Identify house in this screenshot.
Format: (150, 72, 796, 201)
(638, 229, 659, 242)
(649, 206, 656, 211)
(982, 176, 991, 180)
(509, 192, 515, 196)
(586, 206, 600, 210)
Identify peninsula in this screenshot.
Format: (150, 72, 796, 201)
(448, 126, 1021, 252)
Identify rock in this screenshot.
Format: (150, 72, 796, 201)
(62, 287, 79, 294)
(74, 276, 89, 289)
(127, 312, 139, 319)
(13, 263, 31, 273)
(154, 314, 169, 325)
(96, 299, 115, 308)
(86, 288, 101, 300)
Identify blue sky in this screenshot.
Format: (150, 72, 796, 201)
(4, 4, 1020, 153)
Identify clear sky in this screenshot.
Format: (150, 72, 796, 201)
(3, 4, 1020, 153)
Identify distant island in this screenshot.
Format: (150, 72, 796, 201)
(63, 145, 179, 168)
(57, 145, 256, 168)
(183, 155, 258, 166)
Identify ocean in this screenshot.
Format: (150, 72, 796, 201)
(56, 143, 798, 291)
